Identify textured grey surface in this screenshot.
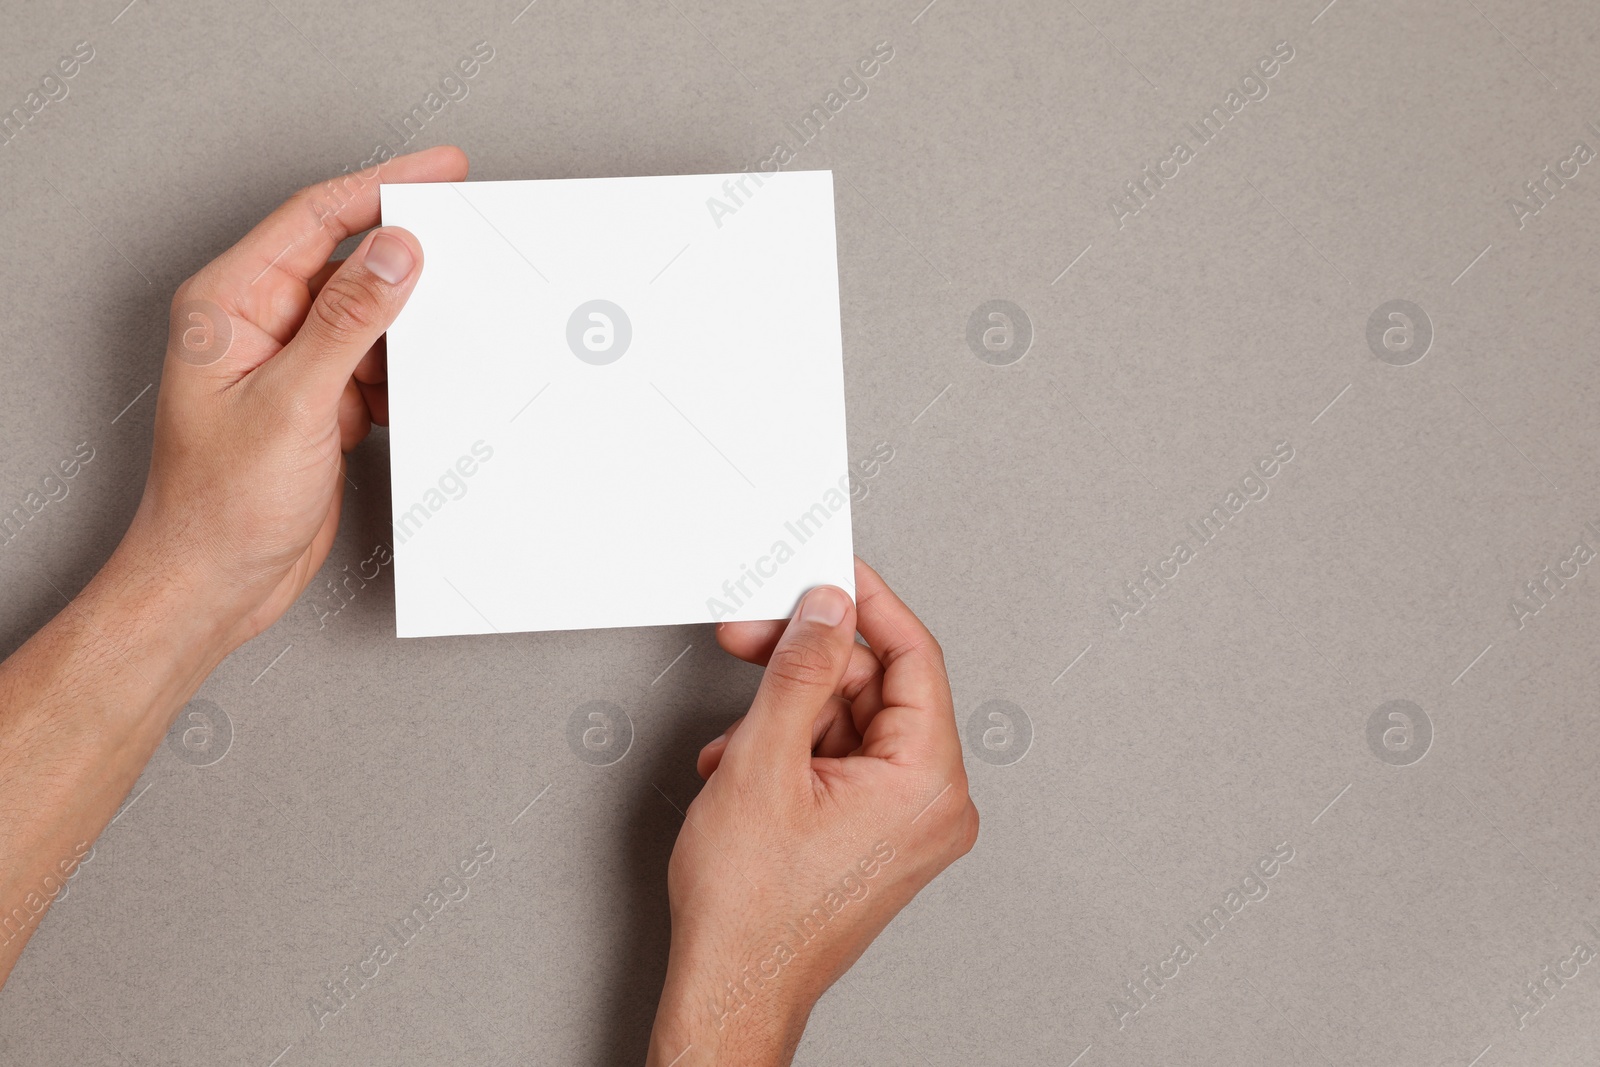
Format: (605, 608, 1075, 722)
(2, 0, 1600, 1064)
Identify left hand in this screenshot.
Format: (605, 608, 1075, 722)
(0, 146, 468, 987)
(117, 145, 468, 647)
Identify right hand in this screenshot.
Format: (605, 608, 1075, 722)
(646, 559, 979, 1066)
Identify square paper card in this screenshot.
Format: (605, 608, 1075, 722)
(381, 171, 855, 637)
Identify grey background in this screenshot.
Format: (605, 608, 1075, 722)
(1, 0, 1598, 1063)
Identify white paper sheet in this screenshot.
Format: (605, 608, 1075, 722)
(380, 171, 854, 637)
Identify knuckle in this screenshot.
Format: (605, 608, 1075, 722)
(955, 801, 980, 856)
(170, 276, 201, 311)
(310, 274, 380, 343)
(291, 185, 346, 238)
(766, 634, 836, 693)
(286, 184, 318, 214)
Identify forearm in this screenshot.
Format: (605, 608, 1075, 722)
(0, 542, 232, 981)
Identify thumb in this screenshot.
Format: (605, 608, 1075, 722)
(722, 586, 856, 777)
(271, 226, 421, 403)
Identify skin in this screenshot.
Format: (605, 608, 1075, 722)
(0, 146, 977, 1064)
(647, 570, 978, 1065)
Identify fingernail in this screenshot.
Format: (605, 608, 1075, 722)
(798, 586, 849, 627)
(365, 233, 414, 284)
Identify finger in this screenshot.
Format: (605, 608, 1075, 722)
(845, 668, 886, 739)
(263, 226, 422, 406)
(853, 558, 947, 711)
(357, 379, 388, 427)
(696, 715, 743, 779)
(308, 261, 368, 365)
(815, 695, 864, 757)
(353, 338, 386, 385)
(714, 617, 788, 658)
(212, 146, 465, 296)
(720, 586, 856, 778)
(178, 148, 465, 348)
(717, 620, 884, 706)
(338, 377, 373, 452)
(851, 559, 959, 763)
(717, 614, 888, 745)
(697, 695, 863, 779)
(308, 259, 341, 299)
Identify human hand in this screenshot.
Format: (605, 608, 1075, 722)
(646, 559, 978, 1066)
(0, 146, 470, 985)
(114, 145, 468, 649)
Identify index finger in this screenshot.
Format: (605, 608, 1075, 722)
(198, 146, 468, 322)
(852, 558, 955, 739)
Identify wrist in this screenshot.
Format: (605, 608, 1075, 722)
(79, 536, 243, 724)
(647, 942, 817, 1067)
(110, 511, 258, 656)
